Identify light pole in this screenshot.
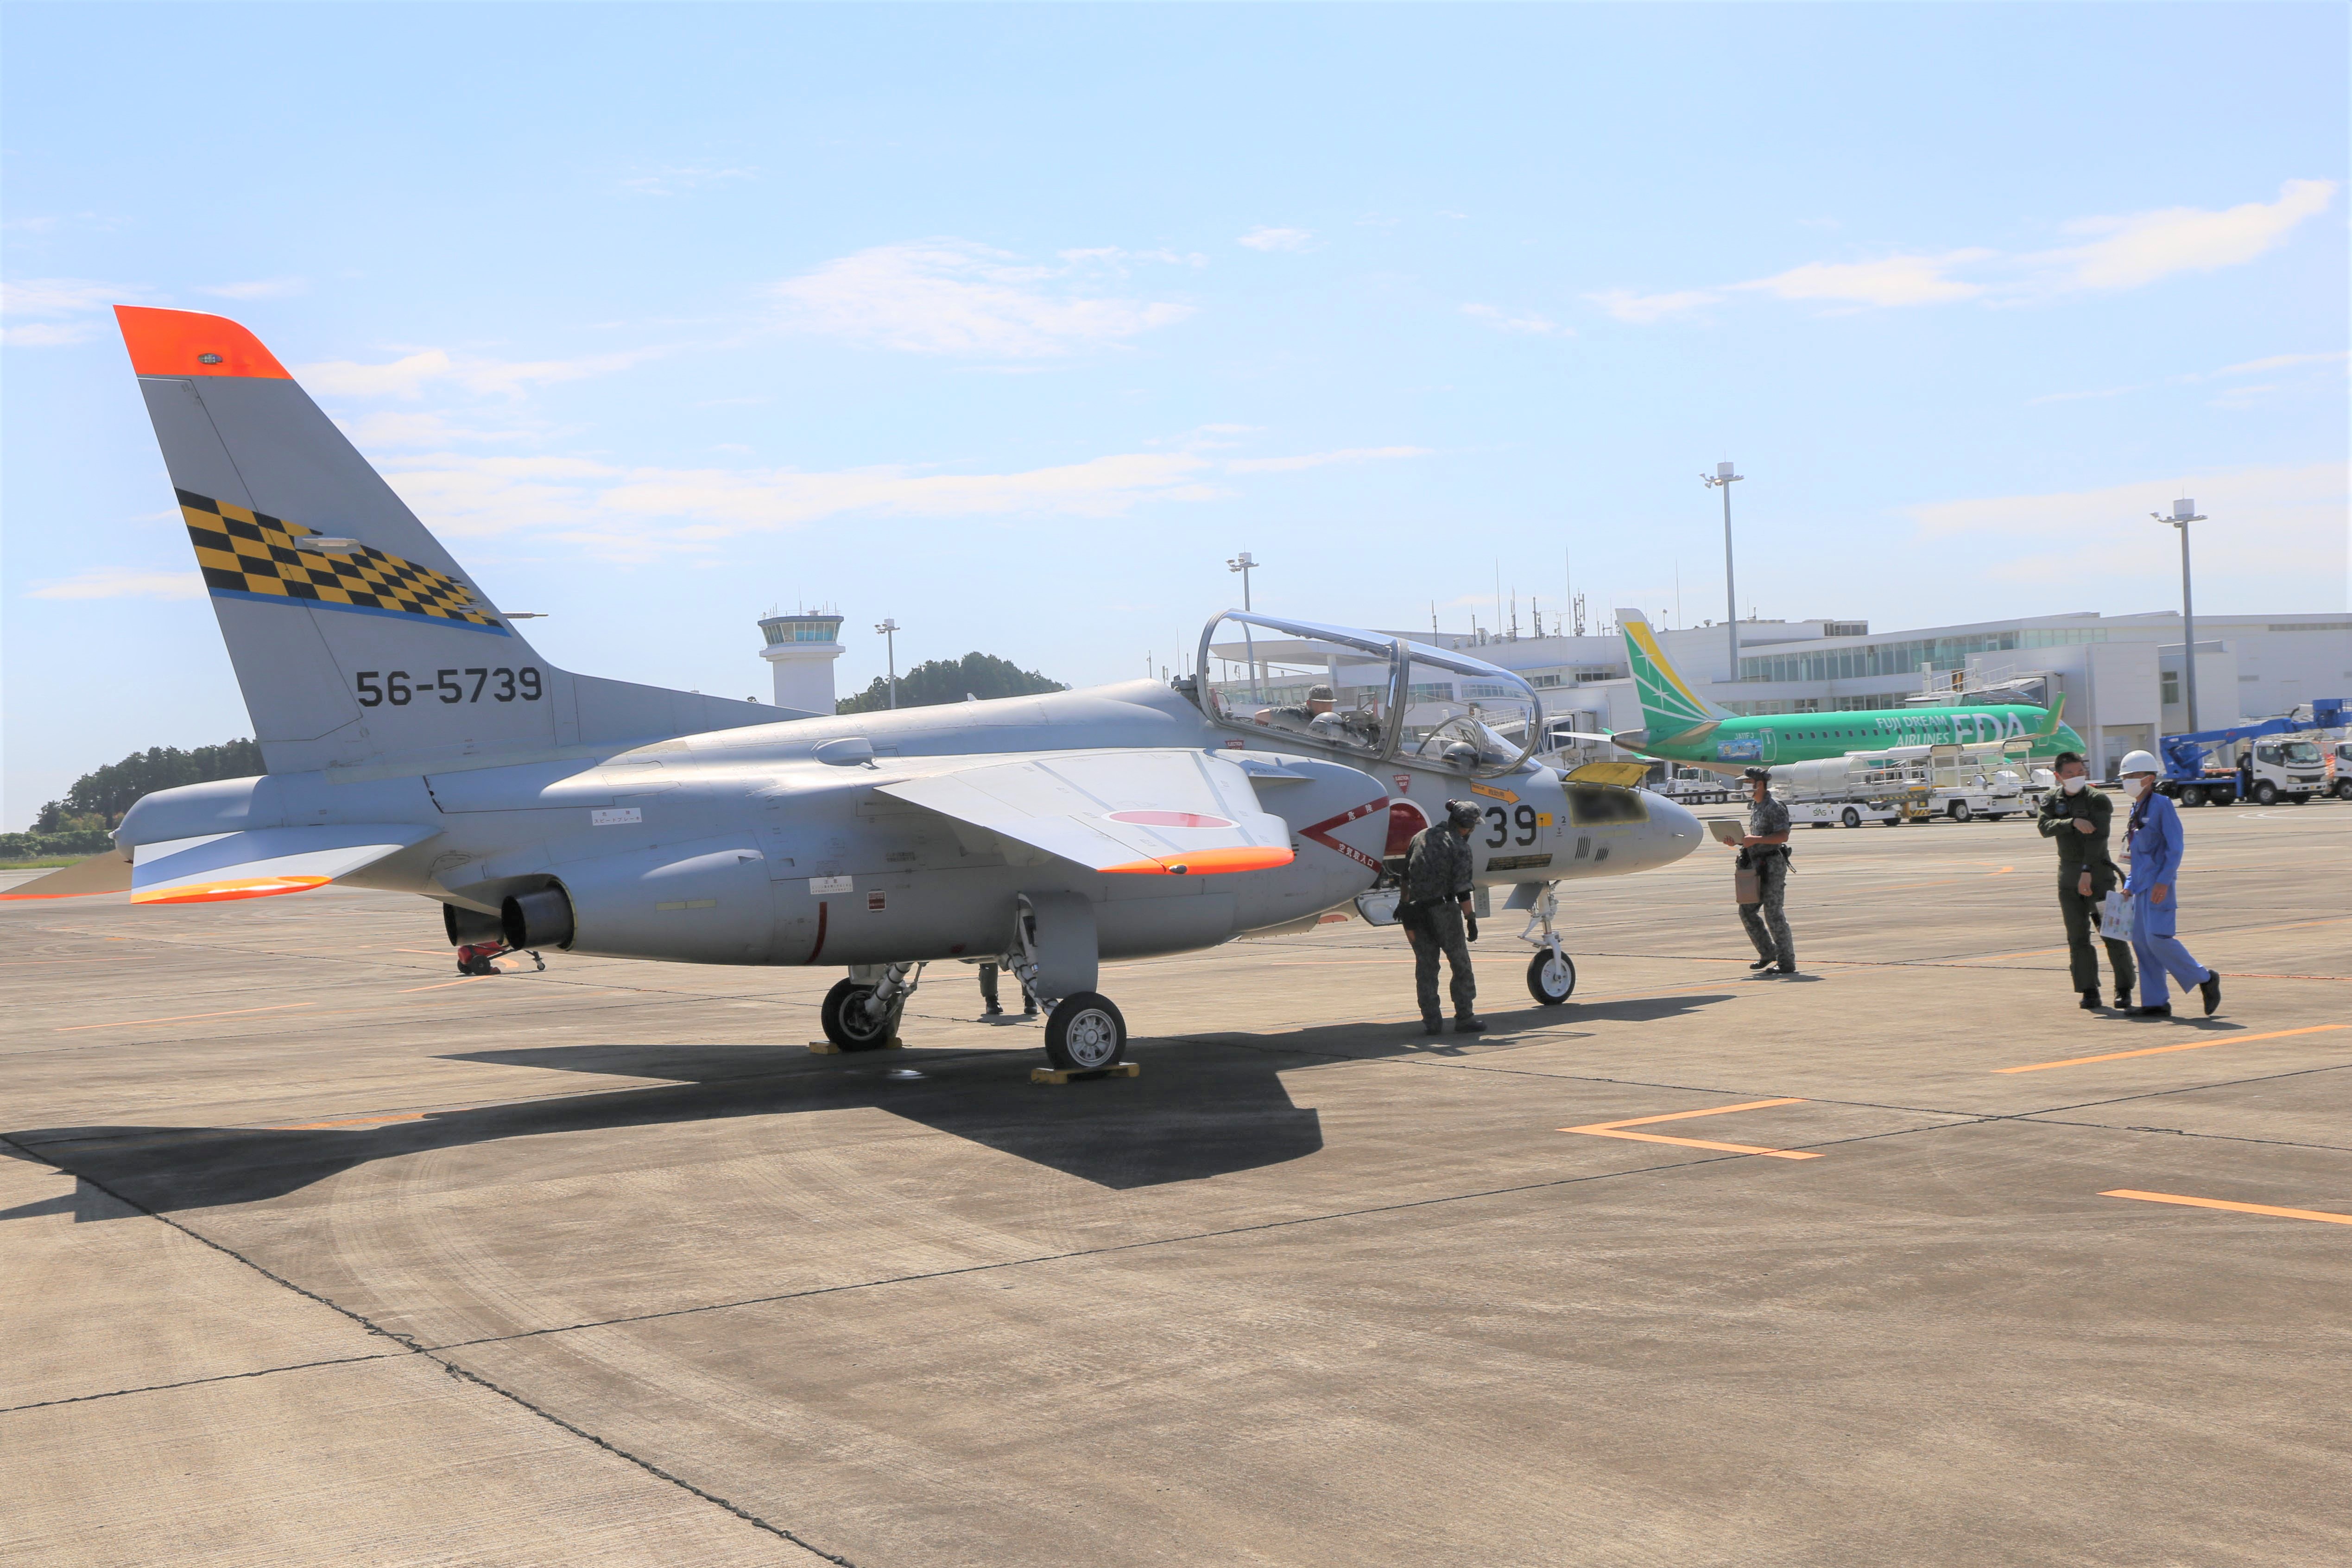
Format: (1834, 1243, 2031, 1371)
(2153, 499, 2205, 733)
(1227, 550, 1261, 701)
(874, 618, 900, 710)
(1702, 461, 1743, 683)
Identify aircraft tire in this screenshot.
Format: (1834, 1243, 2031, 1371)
(1044, 992, 1126, 1071)
(1526, 948, 1576, 1005)
(821, 979, 898, 1051)
(1840, 808, 1861, 828)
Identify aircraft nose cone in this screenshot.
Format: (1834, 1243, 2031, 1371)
(1647, 791, 1703, 863)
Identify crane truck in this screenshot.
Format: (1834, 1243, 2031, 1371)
(2157, 699, 2346, 807)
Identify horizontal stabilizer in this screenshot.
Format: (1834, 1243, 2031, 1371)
(131, 824, 439, 904)
(0, 852, 136, 902)
(878, 750, 1294, 875)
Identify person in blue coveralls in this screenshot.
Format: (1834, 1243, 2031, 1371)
(2115, 750, 2222, 1020)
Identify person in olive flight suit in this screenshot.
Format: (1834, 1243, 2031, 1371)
(1726, 767, 1797, 975)
(1400, 799, 1486, 1034)
(2037, 751, 2134, 1011)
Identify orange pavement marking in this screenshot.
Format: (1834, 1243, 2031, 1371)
(270, 1112, 429, 1131)
(1996, 1023, 2349, 1073)
(55, 1001, 313, 1033)
(2101, 1189, 2352, 1227)
(1561, 1096, 1823, 1160)
(397, 976, 493, 993)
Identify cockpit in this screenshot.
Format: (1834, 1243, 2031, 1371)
(1191, 611, 1543, 778)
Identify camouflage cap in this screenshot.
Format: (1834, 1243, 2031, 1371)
(1743, 767, 1771, 781)
(1445, 798, 1484, 827)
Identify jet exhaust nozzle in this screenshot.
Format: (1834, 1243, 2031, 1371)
(503, 887, 575, 950)
(443, 903, 504, 947)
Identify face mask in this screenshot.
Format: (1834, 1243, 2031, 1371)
(2061, 776, 2088, 795)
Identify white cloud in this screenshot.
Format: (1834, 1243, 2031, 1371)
(1587, 287, 1723, 323)
(195, 277, 308, 301)
(770, 240, 1194, 358)
(336, 410, 543, 447)
(620, 164, 758, 196)
(2218, 349, 2347, 377)
(0, 277, 157, 346)
(1461, 303, 1569, 337)
(1738, 250, 1993, 308)
(372, 444, 1233, 561)
(1902, 462, 2348, 601)
(2033, 179, 2337, 293)
(1238, 227, 1313, 252)
(1596, 180, 2338, 323)
(1225, 446, 1433, 474)
(296, 346, 664, 400)
(27, 567, 204, 602)
(2, 321, 100, 347)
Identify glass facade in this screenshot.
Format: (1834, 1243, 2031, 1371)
(1738, 625, 2105, 683)
(760, 615, 844, 647)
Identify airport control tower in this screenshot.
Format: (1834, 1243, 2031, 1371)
(758, 608, 845, 714)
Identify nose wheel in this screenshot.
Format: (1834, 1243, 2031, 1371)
(1526, 948, 1577, 1005)
(1043, 991, 1127, 1071)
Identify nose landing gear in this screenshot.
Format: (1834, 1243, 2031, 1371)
(1517, 882, 1578, 1005)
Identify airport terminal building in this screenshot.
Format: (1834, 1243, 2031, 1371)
(1214, 608, 2350, 779)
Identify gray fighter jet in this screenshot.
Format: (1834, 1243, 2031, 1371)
(7, 307, 1702, 1070)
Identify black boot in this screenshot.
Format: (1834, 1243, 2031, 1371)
(2199, 971, 2222, 1016)
(1454, 1017, 1488, 1034)
(2127, 1004, 2172, 1019)
(2079, 989, 2101, 1011)
(1748, 957, 1775, 971)
(2114, 988, 2131, 1010)
(1420, 1015, 1445, 1035)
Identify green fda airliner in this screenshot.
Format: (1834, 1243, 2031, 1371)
(1602, 609, 2086, 773)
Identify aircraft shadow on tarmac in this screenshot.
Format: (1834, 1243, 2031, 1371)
(0, 992, 1735, 1221)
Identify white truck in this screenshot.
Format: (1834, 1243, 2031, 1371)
(1769, 743, 2033, 828)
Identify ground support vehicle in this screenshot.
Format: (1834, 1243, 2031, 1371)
(1787, 799, 1904, 829)
(2158, 701, 2346, 808)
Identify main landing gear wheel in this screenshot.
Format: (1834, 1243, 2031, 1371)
(1526, 948, 1577, 1005)
(1840, 807, 1862, 828)
(821, 979, 898, 1051)
(1043, 991, 1126, 1072)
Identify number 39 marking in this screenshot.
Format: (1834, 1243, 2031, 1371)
(356, 666, 542, 707)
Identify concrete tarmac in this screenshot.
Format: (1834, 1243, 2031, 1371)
(5, 799, 2348, 1566)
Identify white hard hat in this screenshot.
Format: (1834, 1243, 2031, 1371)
(2118, 750, 2160, 776)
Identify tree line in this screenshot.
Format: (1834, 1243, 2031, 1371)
(836, 652, 1066, 714)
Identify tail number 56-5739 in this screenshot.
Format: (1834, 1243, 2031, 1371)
(356, 667, 542, 706)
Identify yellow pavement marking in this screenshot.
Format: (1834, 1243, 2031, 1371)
(1996, 1023, 2349, 1073)
(2101, 1189, 2352, 1227)
(55, 1001, 314, 1033)
(1561, 1096, 1823, 1160)
(270, 1111, 430, 1131)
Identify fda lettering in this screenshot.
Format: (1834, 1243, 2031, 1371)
(355, 666, 543, 707)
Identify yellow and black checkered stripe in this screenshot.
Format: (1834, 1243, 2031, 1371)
(178, 489, 503, 632)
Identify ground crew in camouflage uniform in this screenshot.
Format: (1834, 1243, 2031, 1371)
(2039, 750, 2133, 1011)
(1728, 767, 1797, 975)
(1401, 799, 1485, 1033)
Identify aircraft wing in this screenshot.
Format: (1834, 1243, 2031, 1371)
(129, 824, 439, 904)
(877, 750, 1296, 875)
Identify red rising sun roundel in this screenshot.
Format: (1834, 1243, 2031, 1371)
(1103, 810, 1238, 829)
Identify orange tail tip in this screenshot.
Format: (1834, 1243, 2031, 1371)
(115, 305, 291, 380)
(1102, 846, 1295, 876)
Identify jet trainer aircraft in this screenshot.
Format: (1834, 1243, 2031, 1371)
(6, 307, 1704, 1072)
(1595, 610, 2086, 773)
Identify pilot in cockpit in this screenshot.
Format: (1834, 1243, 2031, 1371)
(1257, 683, 1336, 732)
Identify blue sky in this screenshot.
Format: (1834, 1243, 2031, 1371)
(5, 2, 2345, 826)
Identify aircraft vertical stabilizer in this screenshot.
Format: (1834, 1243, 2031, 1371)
(114, 307, 790, 775)
(1616, 609, 1731, 741)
